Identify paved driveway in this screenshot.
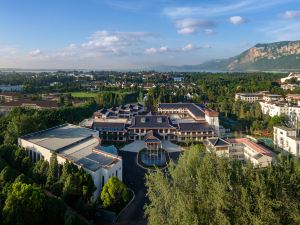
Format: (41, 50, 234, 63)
(115, 151, 148, 225)
(115, 151, 181, 225)
(121, 140, 184, 153)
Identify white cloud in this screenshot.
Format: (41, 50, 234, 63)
(145, 46, 170, 54)
(145, 47, 158, 54)
(28, 49, 42, 57)
(259, 20, 300, 41)
(229, 16, 247, 25)
(182, 44, 196, 51)
(81, 30, 152, 54)
(281, 10, 300, 19)
(163, 0, 292, 18)
(203, 29, 215, 35)
(145, 43, 209, 54)
(175, 18, 216, 35)
(0, 46, 18, 56)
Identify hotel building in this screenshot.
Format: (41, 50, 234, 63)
(18, 124, 122, 199)
(205, 137, 273, 167)
(81, 103, 220, 143)
(273, 126, 300, 156)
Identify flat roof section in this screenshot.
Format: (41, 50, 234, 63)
(21, 124, 98, 152)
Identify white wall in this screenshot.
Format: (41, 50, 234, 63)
(19, 138, 123, 201)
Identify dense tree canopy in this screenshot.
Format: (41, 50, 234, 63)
(146, 145, 300, 225)
(100, 176, 131, 210)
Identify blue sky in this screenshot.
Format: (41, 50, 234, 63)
(1, 0, 300, 69)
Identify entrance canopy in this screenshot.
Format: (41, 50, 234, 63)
(144, 130, 161, 144)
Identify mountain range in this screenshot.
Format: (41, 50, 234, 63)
(152, 40, 300, 72)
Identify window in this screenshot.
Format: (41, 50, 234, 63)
(102, 176, 105, 188)
(116, 170, 118, 177)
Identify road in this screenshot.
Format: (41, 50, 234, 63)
(116, 151, 148, 225)
(115, 151, 181, 225)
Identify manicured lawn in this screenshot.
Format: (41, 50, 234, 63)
(70, 92, 99, 98)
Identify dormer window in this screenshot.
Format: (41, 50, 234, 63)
(141, 117, 146, 123)
(157, 117, 162, 123)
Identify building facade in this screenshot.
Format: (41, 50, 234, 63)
(273, 126, 300, 156)
(18, 124, 122, 199)
(235, 92, 283, 103)
(0, 100, 59, 114)
(259, 101, 300, 119)
(0, 93, 24, 103)
(205, 137, 273, 167)
(84, 103, 220, 143)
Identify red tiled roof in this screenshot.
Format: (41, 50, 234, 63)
(227, 138, 272, 157)
(204, 109, 219, 117)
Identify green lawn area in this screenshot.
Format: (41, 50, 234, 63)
(70, 92, 99, 98)
(70, 91, 136, 98)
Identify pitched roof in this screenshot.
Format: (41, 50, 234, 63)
(227, 138, 273, 157)
(145, 130, 161, 143)
(130, 115, 176, 129)
(92, 121, 126, 131)
(178, 122, 213, 132)
(158, 103, 205, 117)
(206, 137, 231, 147)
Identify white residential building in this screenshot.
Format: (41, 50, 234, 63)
(259, 101, 300, 119)
(286, 94, 300, 106)
(235, 91, 283, 103)
(281, 83, 299, 91)
(273, 126, 300, 156)
(280, 73, 300, 83)
(18, 124, 122, 199)
(205, 137, 273, 167)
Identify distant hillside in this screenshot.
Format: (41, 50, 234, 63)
(152, 41, 300, 72)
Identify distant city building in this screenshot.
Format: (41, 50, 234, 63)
(280, 72, 300, 83)
(204, 137, 273, 167)
(0, 85, 22, 92)
(0, 92, 24, 103)
(173, 77, 183, 82)
(286, 94, 300, 106)
(235, 91, 283, 103)
(18, 124, 122, 199)
(259, 101, 300, 119)
(0, 100, 59, 114)
(274, 126, 300, 156)
(281, 83, 299, 91)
